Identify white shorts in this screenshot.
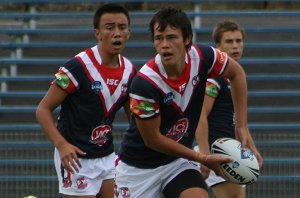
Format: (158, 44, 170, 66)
(193, 146, 245, 188)
(54, 148, 115, 196)
(114, 158, 199, 198)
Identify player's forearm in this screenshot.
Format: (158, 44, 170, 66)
(195, 118, 210, 154)
(36, 107, 67, 149)
(230, 67, 248, 128)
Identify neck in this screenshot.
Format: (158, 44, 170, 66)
(164, 54, 186, 80)
(165, 60, 185, 80)
(98, 46, 120, 68)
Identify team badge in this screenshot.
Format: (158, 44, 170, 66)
(166, 118, 189, 142)
(90, 125, 111, 146)
(121, 83, 128, 94)
(192, 75, 200, 87)
(76, 177, 88, 190)
(120, 187, 130, 198)
(91, 81, 102, 94)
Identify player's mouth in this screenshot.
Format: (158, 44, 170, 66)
(162, 52, 173, 60)
(112, 40, 122, 48)
(231, 52, 240, 57)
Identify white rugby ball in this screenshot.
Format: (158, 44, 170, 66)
(211, 137, 259, 185)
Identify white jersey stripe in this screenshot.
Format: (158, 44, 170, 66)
(139, 46, 201, 112)
(77, 46, 133, 113)
(61, 67, 79, 88)
(208, 46, 217, 74)
(219, 55, 229, 75)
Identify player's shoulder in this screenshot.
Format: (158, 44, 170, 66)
(62, 57, 83, 71)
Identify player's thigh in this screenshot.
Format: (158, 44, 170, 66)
(97, 179, 114, 198)
(163, 169, 208, 198)
(212, 182, 245, 198)
(179, 187, 208, 198)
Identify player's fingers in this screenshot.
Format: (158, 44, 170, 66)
(62, 159, 75, 174)
(73, 157, 82, 169)
(255, 153, 263, 168)
(74, 147, 86, 168)
(240, 134, 248, 151)
(69, 158, 80, 173)
(214, 167, 227, 180)
(218, 156, 233, 164)
(75, 147, 87, 156)
(201, 167, 210, 179)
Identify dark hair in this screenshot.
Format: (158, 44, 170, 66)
(149, 7, 193, 49)
(212, 20, 246, 44)
(93, 3, 130, 29)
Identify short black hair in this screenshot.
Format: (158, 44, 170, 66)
(149, 7, 193, 49)
(93, 3, 130, 29)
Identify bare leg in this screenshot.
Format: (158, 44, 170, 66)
(179, 187, 208, 198)
(212, 182, 245, 198)
(97, 179, 114, 198)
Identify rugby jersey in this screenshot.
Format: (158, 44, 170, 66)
(118, 44, 229, 168)
(52, 45, 135, 158)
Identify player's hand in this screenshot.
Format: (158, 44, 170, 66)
(200, 165, 211, 180)
(235, 126, 249, 150)
(57, 142, 86, 174)
(200, 154, 233, 179)
(253, 150, 263, 168)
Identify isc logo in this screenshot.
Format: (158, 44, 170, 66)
(107, 78, 119, 86)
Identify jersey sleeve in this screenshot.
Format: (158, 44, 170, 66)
(51, 58, 82, 94)
(205, 78, 221, 98)
(129, 75, 160, 119)
(197, 45, 229, 78)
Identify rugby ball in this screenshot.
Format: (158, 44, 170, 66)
(211, 137, 259, 185)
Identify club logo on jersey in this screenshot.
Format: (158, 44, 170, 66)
(192, 75, 200, 87)
(76, 177, 88, 190)
(166, 118, 189, 142)
(164, 92, 174, 105)
(121, 83, 128, 95)
(90, 125, 111, 146)
(130, 98, 159, 117)
(55, 72, 70, 89)
(120, 187, 130, 198)
(91, 81, 102, 94)
(114, 185, 130, 198)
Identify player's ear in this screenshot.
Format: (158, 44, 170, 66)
(94, 28, 102, 41)
(126, 28, 131, 40)
(185, 34, 193, 48)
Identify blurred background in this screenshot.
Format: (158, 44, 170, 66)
(0, 0, 299, 197)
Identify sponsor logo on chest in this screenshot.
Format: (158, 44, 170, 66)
(166, 118, 189, 142)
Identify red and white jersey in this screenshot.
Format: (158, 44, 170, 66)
(52, 45, 135, 158)
(119, 44, 229, 168)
